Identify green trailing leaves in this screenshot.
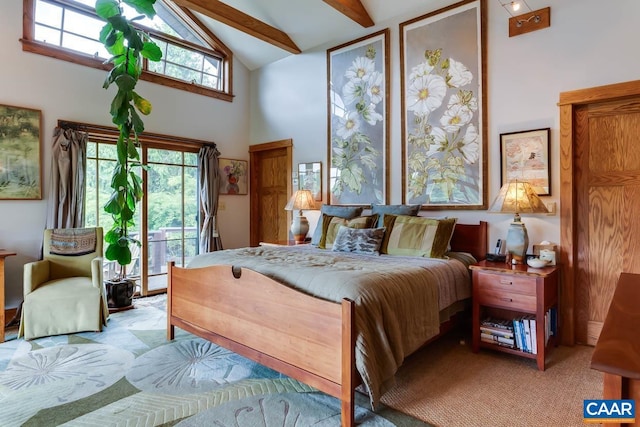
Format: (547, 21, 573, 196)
(123, 0, 158, 19)
(115, 74, 136, 91)
(141, 42, 162, 61)
(106, 244, 132, 266)
(132, 92, 152, 115)
(100, 0, 162, 272)
(95, 0, 120, 20)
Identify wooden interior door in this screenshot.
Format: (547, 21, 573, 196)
(249, 139, 292, 246)
(560, 80, 640, 346)
(575, 99, 640, 345)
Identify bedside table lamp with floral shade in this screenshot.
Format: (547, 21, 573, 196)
(284, 189, 316, 244)
(488, 180, 548, 263)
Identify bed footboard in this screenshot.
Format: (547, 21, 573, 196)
(167, 261, 356, 426)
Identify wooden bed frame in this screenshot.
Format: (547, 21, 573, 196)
(167, 221, 487, 426)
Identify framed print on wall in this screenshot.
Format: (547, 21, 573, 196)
(219, 158, 248, 195)
(327, 28, 390, 206)
(400, 0, 487, 209)
(500, 127, 551, 196)
(0, 104, 42, 200)
(298, 162, 322, 201)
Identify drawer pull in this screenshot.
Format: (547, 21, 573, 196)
(499, 279, 513, 285)
(500, 297, 513, 302)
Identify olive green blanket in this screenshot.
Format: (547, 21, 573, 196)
(188, 246, 474, 408)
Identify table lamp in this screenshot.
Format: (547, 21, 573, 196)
(488, 180, 548, 263)
(284, 189, 316, 244)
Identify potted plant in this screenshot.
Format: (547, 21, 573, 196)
(95, 0, 162, 309)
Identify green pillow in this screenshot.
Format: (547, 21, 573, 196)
(380, 215, 457, 258)
(311, 205, 364, 245)
(371, 204, 421, 228)
(318, 213, 378, 249)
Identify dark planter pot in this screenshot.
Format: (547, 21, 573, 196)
(105, 279, 137, 311)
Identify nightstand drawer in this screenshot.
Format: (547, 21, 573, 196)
(476, 272, 536, 295)
(476, 288, 537, 311)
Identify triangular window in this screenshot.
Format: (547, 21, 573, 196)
(23, 0, 233, 101)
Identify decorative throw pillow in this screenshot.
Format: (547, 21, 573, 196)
(380, 215, 457, 258)
(331, 226, 386, 255)
(318, 214, 378, 250)
(371, 204, 421, 228)
(311, 205, 364, 246)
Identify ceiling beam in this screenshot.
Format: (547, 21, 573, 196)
(173, 0, 301, 54)
(322, 0, 374, 27)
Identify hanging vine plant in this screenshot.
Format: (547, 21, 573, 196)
(95, 0, 162, 279)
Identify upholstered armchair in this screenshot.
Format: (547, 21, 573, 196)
(19, 227, 109, 340)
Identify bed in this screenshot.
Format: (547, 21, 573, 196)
(167, 220, 487, 426)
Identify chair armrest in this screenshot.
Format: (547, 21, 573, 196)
(91, 257, 104, 289)
(23, 259, 51, 295)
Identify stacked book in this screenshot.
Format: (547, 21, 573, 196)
(512, 315, 537, 354)
(480, 317, 515, 348)
(544, 307, 557, 346)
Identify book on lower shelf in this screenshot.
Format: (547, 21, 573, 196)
(544, 307, 557, 346)
(529, 315, 537, 355)
(480, 332, 515, 348)
(480, 317, 515, 348)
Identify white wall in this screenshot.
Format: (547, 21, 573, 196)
(0, 0, 251, 308)
(249, 0, 640, 251)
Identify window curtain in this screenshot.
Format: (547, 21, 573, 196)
(198, 145, 223, 252)
(45, 127, 87, 229)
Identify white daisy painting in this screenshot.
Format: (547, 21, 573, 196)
(327, 29, 389, 206)
(400, 0, 487, 209)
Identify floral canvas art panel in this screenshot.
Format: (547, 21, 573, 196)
(219, 158, 248, 195)
(327, 29, 389, 206)
(0, 104, 42, 200)
(401, 0, 487, 209)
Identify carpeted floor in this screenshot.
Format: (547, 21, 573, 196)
(380, 326, 603, 427)
(0, 296, 427, 427)
(1, 296, 603, 426)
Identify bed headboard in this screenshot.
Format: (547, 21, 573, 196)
(449, 221, 487, 262)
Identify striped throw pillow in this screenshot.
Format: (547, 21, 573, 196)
(380, 215, 457, 258)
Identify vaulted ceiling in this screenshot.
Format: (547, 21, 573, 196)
(168, 0, 459, 70)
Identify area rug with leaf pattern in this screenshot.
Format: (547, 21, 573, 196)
(0, 295, 430, 426)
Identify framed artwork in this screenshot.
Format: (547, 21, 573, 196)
(400, 0, 487, 209)
(500, 128, 551, 196)
(0, 104, 42, 200)
(327, 28, 390, 206)
(219, 158, 248, 195)
(298, 162, 322, 201)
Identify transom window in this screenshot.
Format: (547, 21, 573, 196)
(23, 0, 232, 101)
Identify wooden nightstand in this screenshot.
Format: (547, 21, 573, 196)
(470, 260, 559, 370)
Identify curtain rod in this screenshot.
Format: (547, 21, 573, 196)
(57, 119, 218, 148)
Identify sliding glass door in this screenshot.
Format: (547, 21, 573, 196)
(145, 148, 198, 293)
(86, 141, 199, 295)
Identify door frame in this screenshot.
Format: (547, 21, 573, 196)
(249, 139, 293, 247)
(558, 79, 640, 345)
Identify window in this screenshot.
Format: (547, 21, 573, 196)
(82, 123, 203, 295)
(23, 0, 233, 101)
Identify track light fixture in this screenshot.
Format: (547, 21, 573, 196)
(498, 1, 550, 37)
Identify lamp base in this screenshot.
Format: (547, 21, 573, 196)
(290, 215, 309, 244)
(506, 221, 529, 264)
